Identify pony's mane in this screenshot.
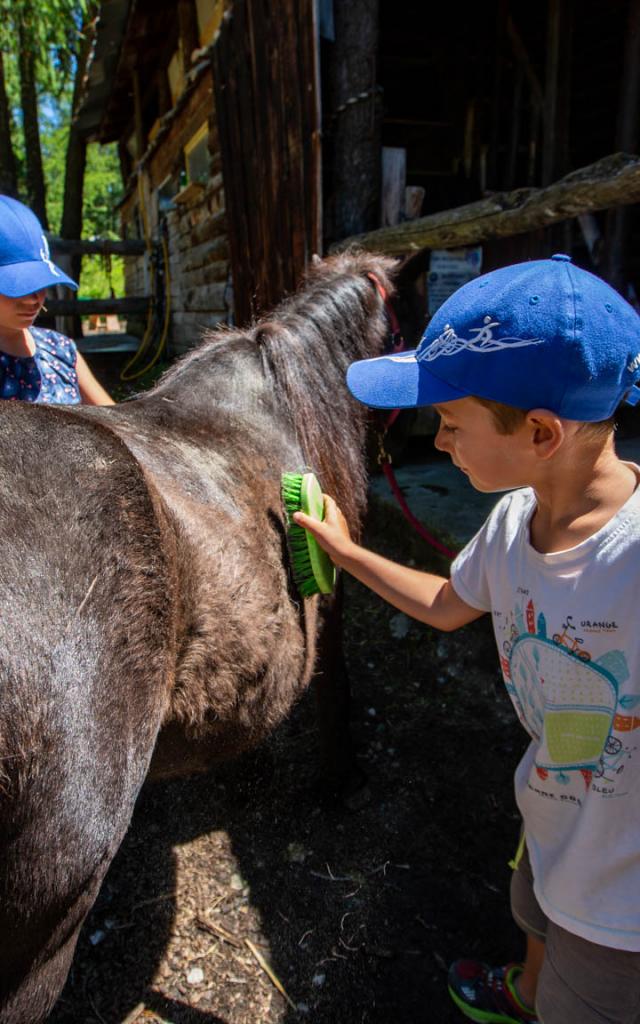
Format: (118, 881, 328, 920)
(253, 251, 396, 524)
(152, 250, 397, 527)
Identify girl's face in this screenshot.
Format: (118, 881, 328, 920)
(0, 289, 47, 332)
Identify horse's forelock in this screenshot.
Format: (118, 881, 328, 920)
(303, 248, 397, 299)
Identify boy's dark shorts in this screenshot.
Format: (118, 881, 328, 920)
(511, 843, 640, 1024)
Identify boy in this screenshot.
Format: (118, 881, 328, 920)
(294, 255, 640, 1024)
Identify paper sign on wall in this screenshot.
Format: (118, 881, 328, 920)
(427, 247, 482, 315)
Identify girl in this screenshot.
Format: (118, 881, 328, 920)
(0, 194, 114, 405)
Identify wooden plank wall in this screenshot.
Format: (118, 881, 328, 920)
(166, 179, 229, 348)
(212, 0, 321, 325)
(121, 68, 231, 353)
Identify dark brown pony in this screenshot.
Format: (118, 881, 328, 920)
(0, 251, 395, 1023)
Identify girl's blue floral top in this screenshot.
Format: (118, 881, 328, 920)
(0, 327, 80, 404)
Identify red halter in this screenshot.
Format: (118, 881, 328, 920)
(366, 272, 459, 561)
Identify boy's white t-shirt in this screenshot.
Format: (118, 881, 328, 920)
(451, 471, 640, 952)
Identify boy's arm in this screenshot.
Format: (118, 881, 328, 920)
(293, 496, 484, 632)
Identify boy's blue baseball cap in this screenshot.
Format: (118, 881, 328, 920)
(0, 195, 77, 297)
(347, 255, 640, 421)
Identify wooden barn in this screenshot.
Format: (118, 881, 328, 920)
(74, 0, 231, 360)
(73, 0, 640, 367)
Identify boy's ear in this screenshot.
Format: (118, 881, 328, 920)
(525, 409, 565, 460)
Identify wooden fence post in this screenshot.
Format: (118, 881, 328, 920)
(324, 0, 381, 246)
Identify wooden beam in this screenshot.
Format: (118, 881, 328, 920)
(603, 0, 640, 289)
(487, 0, 507, 189)
(132, 68, 144, 159)
(45, 297, 150, 315)
(49, 237, 147, 256)
(324, 0, 382, 246)
(542, 0, 572, 186)
(506, 14, 543, 111)
(178, 0, 200, 71)
(381, 147, 406, 227)
(333, 153, 640, 256)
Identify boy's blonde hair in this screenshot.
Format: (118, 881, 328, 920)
(473, 396, 615, 442)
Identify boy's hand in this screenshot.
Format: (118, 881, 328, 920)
(295, 493, 482, 632)
(293, 495, 354, 567)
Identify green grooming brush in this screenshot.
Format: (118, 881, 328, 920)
(281, 471, 336, 596)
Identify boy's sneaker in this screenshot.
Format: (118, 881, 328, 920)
(448, 960, 538, 1023)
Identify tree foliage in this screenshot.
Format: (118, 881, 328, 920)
(43, 123, 124, 297)
(0, 0, 124, 297)
(0, 0, 87, 91)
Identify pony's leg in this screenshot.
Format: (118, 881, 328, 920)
(314, 577, 357, 790)
(0, 856, 112, 1024)
(0, 704, 160, 1024)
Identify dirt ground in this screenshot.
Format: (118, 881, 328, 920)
(49, 487, 529, 1024)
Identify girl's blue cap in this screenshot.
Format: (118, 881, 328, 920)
(347, 255, 640, 422)
(0, 195, 78, 297)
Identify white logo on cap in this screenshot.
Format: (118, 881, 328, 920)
(39, 234, 60, 277)
(418, 316, 542, 362)
(627, 352, 640, 374)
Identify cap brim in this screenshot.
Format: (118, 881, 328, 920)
(346, 350, 468, 409)
(0, 260, 78, 297)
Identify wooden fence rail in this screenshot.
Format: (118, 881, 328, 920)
(336, 152, 640, 256)
(48, 238, 147, 257)
(46, 297, 150, 316)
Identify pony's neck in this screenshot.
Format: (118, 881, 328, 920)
(141, 254, 394, 530)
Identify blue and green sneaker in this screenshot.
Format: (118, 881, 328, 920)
(448, 960, 538, 1024)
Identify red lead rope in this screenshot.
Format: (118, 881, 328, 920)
(367, 272, 460, 561)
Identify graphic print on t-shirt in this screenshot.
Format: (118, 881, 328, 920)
(500, 598, 640, 779)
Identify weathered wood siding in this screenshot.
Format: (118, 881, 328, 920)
(212, 0, 321, 325)
(121, 67, 230, 355)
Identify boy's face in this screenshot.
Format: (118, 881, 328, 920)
(433, 398, 531, 493)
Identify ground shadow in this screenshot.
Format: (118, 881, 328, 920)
(49, 499, 526, 1024)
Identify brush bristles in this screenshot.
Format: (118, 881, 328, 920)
(281, 472, 321, 596)
(286, 522, 321, 597)
(281, 476, 304, 505)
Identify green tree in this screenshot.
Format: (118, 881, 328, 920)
(0, 0, 88, 225)
(0, 50, 17, 195)
(76, 142, 124, 299)
(17, 23, 48, 224)
(1, 1, 124, 299)
(42, 123, 124, 296)
(60, 2, 97, 285)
